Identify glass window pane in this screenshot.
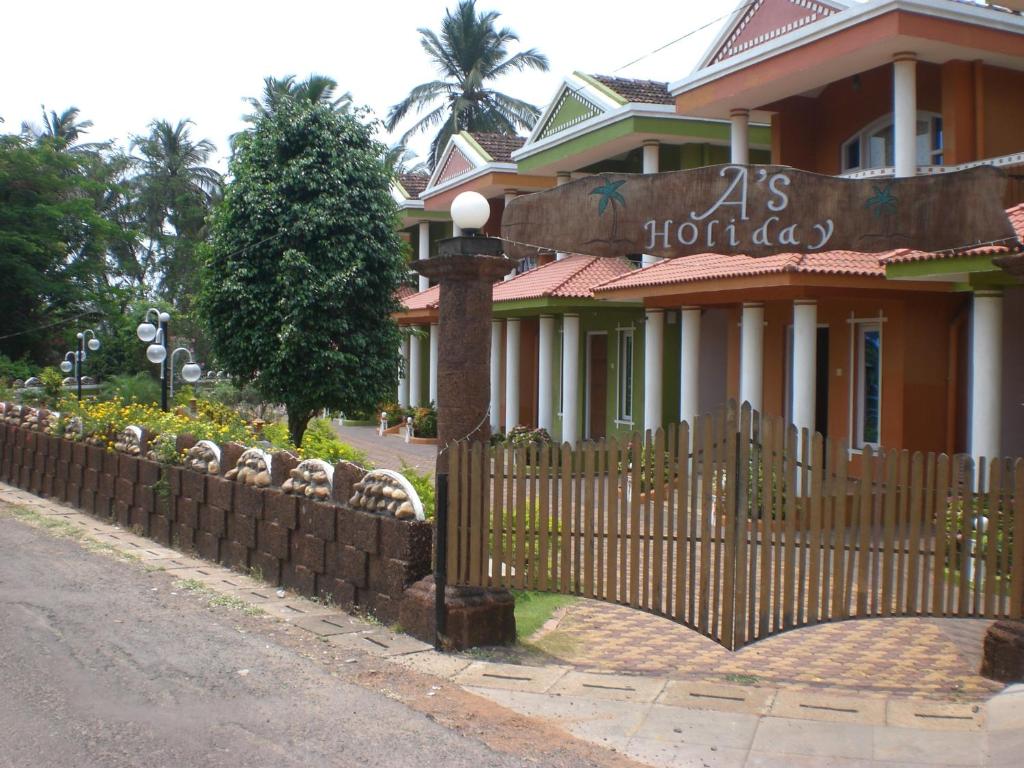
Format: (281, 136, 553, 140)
(861, 329, 880, 445)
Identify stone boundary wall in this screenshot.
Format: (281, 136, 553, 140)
(0, 422, 433, 625)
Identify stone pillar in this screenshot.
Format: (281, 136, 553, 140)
(413, 241, 511, 473)
(428, 323, 439, 405)
(490, 320, 502, 432)
(398, 334, 410, 408)
(644, 309, 664, 434)
(730, 109, 750, 165)
(408, 329, 424, 407)
(893, 53, 917, 178)
(418, 221, 431, 292)
(561, 314, 580, 444)
(740, 302, 764, 412)
(679, 307, 701, 425)
(970, 290, 1003, 465)
(555, 172, 571, 261)
(504, 318, 521, 430)
(792, 300, 817, 435)
(641, 140, 662, 268)
(503, 190, 518, 279)
(538, 315, 555, 433)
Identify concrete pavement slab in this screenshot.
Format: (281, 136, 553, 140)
(984, 684, 1024, 731)
(454, 661, 570, 693)
(292, 614, 371, 637)
(886, 698, 984, 731)
(750, 716, 875, 760)
(633, 704, 759, 750)
(392, 651, 474, 679)
(328, 629, 433, 657)
(771, 689, 887, 725)
(658, 679, 777, 714)
(622, 736, 749, 768)
(549, 670, 667, 703)
(871, 726, 985, 766)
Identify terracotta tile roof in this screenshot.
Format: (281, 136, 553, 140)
(883, 203, 1024, 264)
(395, 284, 416, 301)
(594, 250, 887, 293)
(494, 255, 634, 302)
(468, 132, 526, 162)
(397, 173, 429, 197)
(400, 284, 440, 311)
(589, 75, 673, 105)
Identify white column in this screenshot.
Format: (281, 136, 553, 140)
(503, 190, 518, 279)
(397, 335, 410, 408)
(792, 300, 817, 435)
(490, 320, 502, 432)
(556, 172, 571, 261)
(538, 315, 555, 432)
(893, 53, 917, 179)
(417, 221, 430, 292)
(641, 140, 662, 267)
(643, 309, 665, 434)
(970, 291, 1003, 465)
(679, 307, 701, 425)
(730, 109, 750, 165)
(408, 328, 423, 407)
(428, 322, 439, 405)
(504, 318, 521, 430)
(740, 303, 764, 412)
(561, 314, 580, 445)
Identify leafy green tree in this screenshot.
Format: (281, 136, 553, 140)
(385, 0, 548, 166)
(200, 97, 405, 446)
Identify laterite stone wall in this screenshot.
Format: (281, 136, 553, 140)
(0, 420, 433, 624)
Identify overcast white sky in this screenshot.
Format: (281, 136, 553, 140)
(1, 0, 740, 170)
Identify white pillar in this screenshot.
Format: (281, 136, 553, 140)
(538, 315, 555, 432)
(397, 335, 410, 408)
(792, 300, 817, 435)
(893, 53, 917, 179)
(730, 109, 750, 165)
(504, 318, 521, 430)
(490, 320, 502, 432)
(408, 328, 423, 407)
(641, 141, 662, 267)
(970, 291, 1003, 464)
(679, 307, 701, 425)
(643, 309, 664, 434)
(561, 314, 580, 444)
(556, 173, 571, 261)
(428, 322, 439, 405)
(503, 190, 518, 279)
(740, 303, 764, 412)
(417, 221, 430, 292)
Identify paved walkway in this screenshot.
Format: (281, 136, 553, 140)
(3, 482, 1019, 767)
(333, 423, 437, 474)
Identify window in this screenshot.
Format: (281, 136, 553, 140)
(841, 113, 943, 172)
(854, 323, 882, 448)
(617, 329, 634, 422)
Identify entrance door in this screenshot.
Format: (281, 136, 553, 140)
(587, 334, 608, 440)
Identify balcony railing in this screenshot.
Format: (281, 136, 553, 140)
(839, 151, 1024, 180)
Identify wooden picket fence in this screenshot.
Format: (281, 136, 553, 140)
(446, 402, 1023, 650)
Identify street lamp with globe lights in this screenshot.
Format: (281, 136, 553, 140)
(168, 347, 202, 400)
(136, 308, 172, 411)
(59, 328, 100, 400)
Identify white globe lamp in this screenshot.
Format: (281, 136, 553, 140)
(146, 343, 167, 364)
(60, 360, 73, 374)
(87, 338, 100, 351)
(136, 322, 157, 342)
(450, 191, 490, 234)
(181, 363, 202, 383)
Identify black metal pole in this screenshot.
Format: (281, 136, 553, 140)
(159, 318, 169, 412)
(76, 334, 84, 401)
(434, 472, 448, 651)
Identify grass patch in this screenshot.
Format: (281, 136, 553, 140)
(512, 589, 575, 640)
(175, 578, 211, 593)
(723, 673, 759, 686)
(209, 594, 266, 616)
(5, 505, 84, 539)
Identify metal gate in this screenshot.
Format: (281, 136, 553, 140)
(446, 402, 1023, 650)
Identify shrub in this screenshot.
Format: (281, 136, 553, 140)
(100, 373, 161, 404)
(400, 460, 435, 520)
(0, 354, 33, 384)
(412, 405, 437, 438)
(39, 367, 64, 405)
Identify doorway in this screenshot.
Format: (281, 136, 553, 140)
(586, 333, 608, 440)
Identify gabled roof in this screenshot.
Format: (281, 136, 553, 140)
(470, 132, 526, 162)
(589, 75, 673, 105)
(397, 173, 429, 198)
(595, 250, 888, 294)
(400, 284, 440, 311)
(494, 255, 634, 302)
(422, 130, 521, 199)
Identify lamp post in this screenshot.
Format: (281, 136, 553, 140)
(411, 190, 516, 650)
(59, 328, 100, 400)
(137, 308, 171, 411)
(168, 347, 202, 400)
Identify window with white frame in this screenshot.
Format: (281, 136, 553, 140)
(617, 329, 634, 423)
(841, 112, 943, 172)
(853, 322, 882, 449)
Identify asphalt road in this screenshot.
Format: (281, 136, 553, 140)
(0, 514, 620, 768)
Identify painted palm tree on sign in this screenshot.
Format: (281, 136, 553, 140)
(385, 0, 549, 168)
(586, 177, 630, 248)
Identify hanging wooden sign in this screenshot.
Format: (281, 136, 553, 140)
(501, 164, 1016, 259)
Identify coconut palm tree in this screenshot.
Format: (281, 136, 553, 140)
(21, 105, 105, 152)
(243, 74, 353, 123)
(385, 0, 549, 168)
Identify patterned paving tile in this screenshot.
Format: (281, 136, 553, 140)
(531, 599, 1004, 701)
